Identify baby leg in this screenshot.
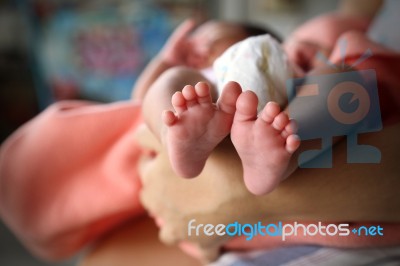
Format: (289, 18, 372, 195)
(163, 81, 241, 178)
(143, 66, 216, 141)
(231, 91, 300, 195)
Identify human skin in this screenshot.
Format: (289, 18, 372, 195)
(82, 42, 400, 266)
(80, 3, 399, 264)
(137, 28, 400, 261)
(132, 19, 248, 100)
(80, 117, 400, 266)
(79, 216, 202, 266)
(142, 120, 400, 262)
(161, 81, 300, 194)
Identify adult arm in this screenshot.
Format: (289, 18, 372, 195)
(283, 0, 382, 71)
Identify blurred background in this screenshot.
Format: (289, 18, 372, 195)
(0, 0, 338, 265)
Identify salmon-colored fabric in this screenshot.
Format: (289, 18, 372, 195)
(0, 101, 145, 260)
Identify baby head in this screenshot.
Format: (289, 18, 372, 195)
(186, 20, 281, 69)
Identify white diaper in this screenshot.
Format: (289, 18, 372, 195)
(213, 34, 294, 113)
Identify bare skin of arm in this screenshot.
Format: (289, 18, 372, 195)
(132, 19, 197, 100)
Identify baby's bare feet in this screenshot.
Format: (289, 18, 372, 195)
(163, 81, 241, 178)
(231, 91, 300, 195)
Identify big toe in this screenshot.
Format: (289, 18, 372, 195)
(235, 90, 258, 121)
(218, 81, 242, 115)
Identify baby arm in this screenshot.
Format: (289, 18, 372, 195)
(132, 19, 196, 100)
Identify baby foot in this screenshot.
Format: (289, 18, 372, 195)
(163, 81, 242, 178)
(231, 91, 300, 195)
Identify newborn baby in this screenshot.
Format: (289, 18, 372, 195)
(158, 33, 301, 196)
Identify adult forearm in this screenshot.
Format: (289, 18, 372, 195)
(287, 12, 371, 52)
